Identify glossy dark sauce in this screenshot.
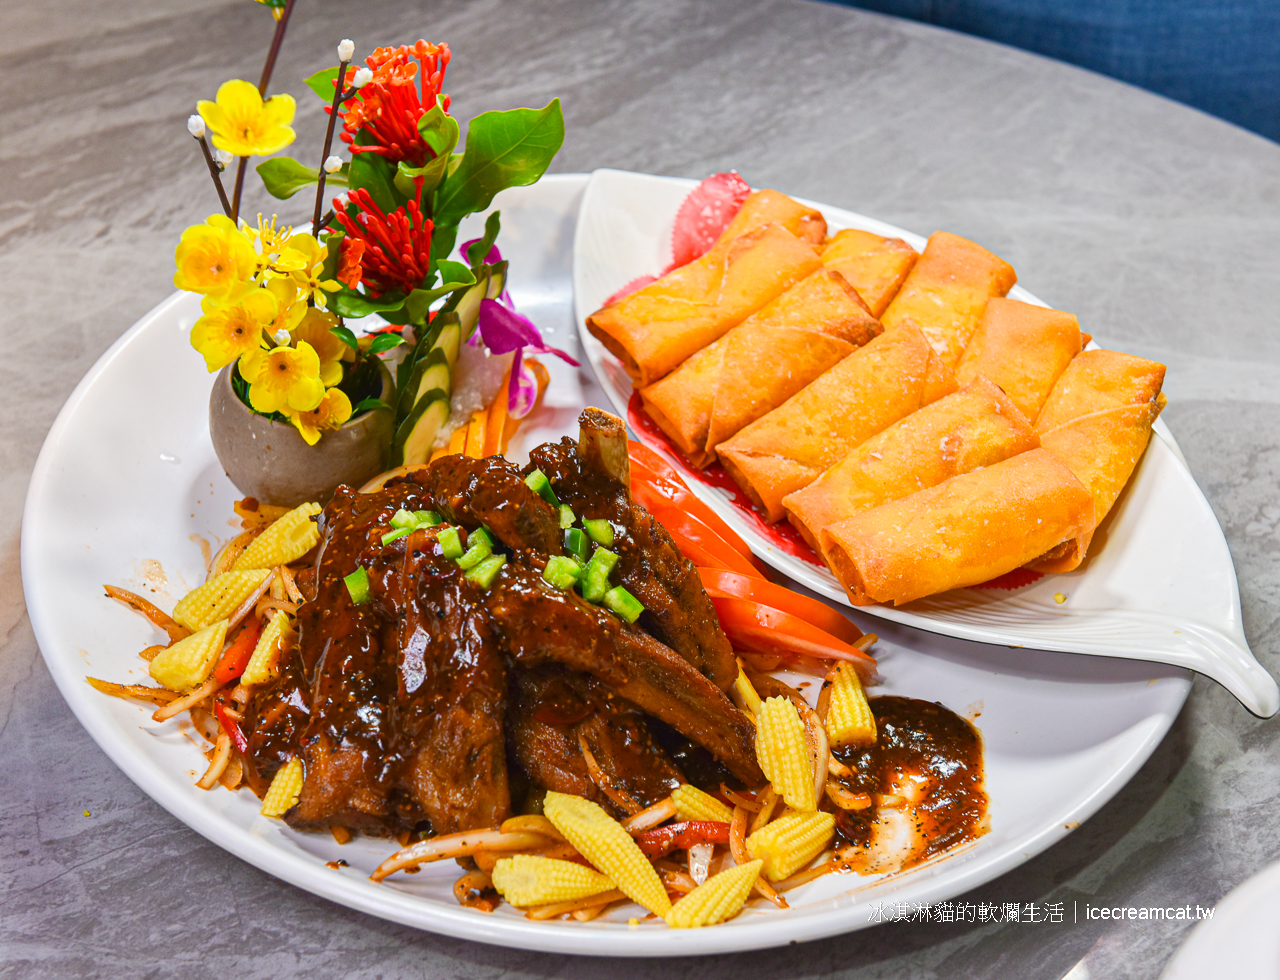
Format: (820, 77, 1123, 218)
(832, 696, 986, 872)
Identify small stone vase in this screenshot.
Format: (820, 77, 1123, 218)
(209, 360, 395, 507)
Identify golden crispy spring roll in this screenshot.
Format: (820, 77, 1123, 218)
(955, 297, 1082, 422)
(784, 375, 1038, 551)
(716, 321, 957, 522)
(718, 188, 827, 248)
(640, 270, 882, 466)
(820, 228, 918, 317)
(587, 223, 822, 387)
(880, 231, 1017, 369)
(820, 449, 1095, 606)
(1027, 350, 1167, 572)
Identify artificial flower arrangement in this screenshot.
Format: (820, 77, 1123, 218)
(174, 0, 573, 463)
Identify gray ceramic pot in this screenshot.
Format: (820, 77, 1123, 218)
(209, 359, 395, 507)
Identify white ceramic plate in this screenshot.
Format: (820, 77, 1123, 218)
(573, 168, 1277, 717)
(1159, 861, 1280, 978)
(25, 174, 1194, 956)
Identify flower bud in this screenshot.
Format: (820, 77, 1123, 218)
(337, 39, 354, 63)
(334, 192, 350, 208)
(352, 67, 373, 89)
(187, 114, 206, 138)
(212, 148, 234, 169)
(274, 329, 292, 346)
(324, 155, 343, 174)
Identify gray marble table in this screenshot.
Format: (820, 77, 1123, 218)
(5, 0, 1279, 977)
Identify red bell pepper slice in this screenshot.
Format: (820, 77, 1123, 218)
(634, 820, 731, 859)
(698, 568, 864, 646)
(212, 617, 263, 686)
(710, 596, 877, 674)
(651, 506, 764, 579)
(214, 702, 249, 755)
(629, 465, 748, 557)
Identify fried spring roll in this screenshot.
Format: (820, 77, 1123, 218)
(718, 188, 828, 248)
(784, 375, 1038, 551)
(955, 298, 1082, 423)
(587, 223, 822, 387)
(640, 270, 882, 466)
(1027, 350, 1167, 572)
(715, 321, 957, 522)
(820, 449, 1095, 606)
(880, 231, 1017, 369)
(820, 229, 918, 317)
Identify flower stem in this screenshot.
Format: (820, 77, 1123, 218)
(313, 60, 350, 236)
(195, 135, 233, 218)
(257, 0, 297, 95)
(231, 157, 248, 223)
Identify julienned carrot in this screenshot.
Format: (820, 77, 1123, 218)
(710, 596, 877, 676)
(483, 368, 513, 456)
(211, 618, 264, 686)
(698, 568, 863, 646)
(464, 407, 489, 457)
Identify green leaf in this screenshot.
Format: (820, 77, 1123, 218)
(392, 97, 460, 202)
(332, 288, 409, 319)
(353, 397, 392, 414)
(434, 99, 564, 226)
(348, 152, 400, 214)
(330, 325, 359, 351)
(306, 66, 342, 102)
(367, 333, 405, 355)
(467, 211, 502, 268)
(403, 266, 476, 324)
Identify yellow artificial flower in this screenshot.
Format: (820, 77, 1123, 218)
(288, 388, 353, 446)
(262, 277, 308, 338)
(173, 214, 257, 300)
(190, 286, 278, 372)
(198, 79, 297, 158)
(239, 341, 325, 415)
(291, 308, 347, 387)
(280, 232, 341, 308)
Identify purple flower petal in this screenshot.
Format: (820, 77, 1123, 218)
(507, 348, 541, 418)
(478, 298, 579, 367)
(459, 237, 503, 267)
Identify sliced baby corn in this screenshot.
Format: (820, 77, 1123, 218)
(672, 784, 734, 824)
(148, 619, 229, 692)
(746, 810, 835, 882)
(732, 659, 763, 715)
(261, 757, 303, 817)
(542, 791, 671, 916)
(825, 662, 876, 748)
(172, 569, 271, 631)
(665, 859, 762, 928)
(241, 612, 295, 687)
(490, 855, 616, 907)
(233, 502, 322, 570)
(755, 696, 817, 811)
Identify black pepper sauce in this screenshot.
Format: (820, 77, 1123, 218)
(832, 696, 986, 873)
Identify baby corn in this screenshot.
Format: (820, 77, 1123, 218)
(732, 659, 763, 715)
(172, 569, 271, 631)
(665, 859, 763, 928)
(672, 784, 734, 824)
(543, 791, 671, 916)
(825, 662, 876, 748)
(746, 810, 835, 882)
(261, 757, 303, 817)
(148, 619, 228, 692)
(491, 855, 616, 907)
(755, 696, 817, 811)
(241, 612, 295, 687)
(233, 502, 322, 570)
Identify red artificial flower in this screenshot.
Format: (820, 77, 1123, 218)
(338, 237, 365, 289)
(338, 40, 451, 167)
(332, 188, 433, 298)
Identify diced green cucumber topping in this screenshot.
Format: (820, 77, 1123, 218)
(524, 468, 560, 507)
(344, 567, 371, 605)
(382, 509, 443, 545)
(582, 518, 614, 548)
(559, 504, 576, 529)
(565, 527, 590, 563)
(381, 527, 412, 546)
(603, 585, 645, 623)
(582, 547, 619, 603)
(471, 526, 497, 548)
(466, 554, 507, 589)
(437, 526, 464, 560)
(542, 555, 583, 589)
(456, 532, 493, 571)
